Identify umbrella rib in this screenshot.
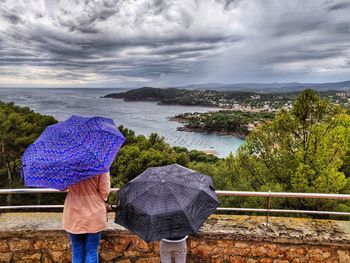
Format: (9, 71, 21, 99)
(165, 183, 195, 231)
(164, 181, 211, 195)
(154, 170, 163, 181)
(131, 178, 206, 192)
(86, 129, 119, 137)
(121, 181, 160, 208)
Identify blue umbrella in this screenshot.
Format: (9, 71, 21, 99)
(21, 115, 125, 190)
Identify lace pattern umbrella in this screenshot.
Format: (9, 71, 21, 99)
(22, 115, 125, 190)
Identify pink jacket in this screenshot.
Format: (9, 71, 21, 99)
(62, 172, 111, 234)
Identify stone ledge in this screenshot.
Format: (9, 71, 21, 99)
(1, 213, 350, 262)
(0, 213, 349, 246)
(198, 214, 350, 246)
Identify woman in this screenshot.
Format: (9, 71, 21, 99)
(63, 172, 110, 263)
(160, 235, 188, 263)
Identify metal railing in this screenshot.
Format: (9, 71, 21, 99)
(1, 188, 350, 223)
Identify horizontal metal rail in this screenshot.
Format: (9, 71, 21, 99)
(0, 205, 64, 210)
(2, 188, 350, 199)
(2, 205, 350, 217)
(1, 188, 350, 218)
(0, 188, 68, 194)
(217, 208, 350, 216)
(215, 190, 350, 199)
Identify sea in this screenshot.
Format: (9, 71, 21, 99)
(0, 88, 245, 158)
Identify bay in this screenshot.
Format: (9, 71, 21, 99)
(0, 88, 245, 157)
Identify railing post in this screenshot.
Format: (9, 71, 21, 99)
(265, 191, 272, 226)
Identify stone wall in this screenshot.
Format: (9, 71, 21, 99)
(0, 213, 350, 263)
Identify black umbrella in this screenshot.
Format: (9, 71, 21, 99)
(115, 164, 220, 242)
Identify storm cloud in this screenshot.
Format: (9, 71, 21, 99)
(0, 0, 349, 87)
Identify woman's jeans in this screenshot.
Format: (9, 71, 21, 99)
(160, 239, 187, 263)
(69, 232, 102, 263)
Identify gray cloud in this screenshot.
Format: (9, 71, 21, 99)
(328, 1, 350, 11)
(2, 13, 22, 24)
(0, 0, 349, 87)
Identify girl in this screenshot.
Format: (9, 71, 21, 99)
(63, 172, 110, 263)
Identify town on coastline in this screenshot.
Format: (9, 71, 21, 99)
(104, 87, 350, 139)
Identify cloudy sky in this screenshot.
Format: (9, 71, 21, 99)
(0, 0, 349, 87)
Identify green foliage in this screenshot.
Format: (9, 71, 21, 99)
(182, 90, 350, 214)
(187, 150, 219, 163)
(226, 89, 350, 212)
(111, 126, 205, 187)
(110, 127, 220, 188)
(105, 87, 269, 107)
(175, 110, 274, 136)
(0, 101, 58, 205)
(104, 87, 190, 102)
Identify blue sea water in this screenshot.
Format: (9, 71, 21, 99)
(0, 88, 245, 157)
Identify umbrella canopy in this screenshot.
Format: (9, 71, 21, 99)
(22, 115, 125, 190)
(115, 164, 220, 242)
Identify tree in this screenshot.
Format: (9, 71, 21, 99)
(233, 89, 350, 211)
(0, 102, 57, 205)
(110, 131, 177, 186)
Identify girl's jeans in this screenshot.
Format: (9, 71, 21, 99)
(69, 232, 102, 263)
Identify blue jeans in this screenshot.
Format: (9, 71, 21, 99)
(69, 232, 102, 263)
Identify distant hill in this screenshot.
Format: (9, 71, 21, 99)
(171, 80, 350, 92)
(103, 87, 190, 101)
(103, 87, 258, 107)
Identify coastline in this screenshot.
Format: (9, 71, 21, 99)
(201, 149, 219, 156)
(106, 97, 250, 139)
(176, 126, 247, 139)
(169, 116, 248, 139)
(1, 89, 246, 158)
(157, 101, 219, 108)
